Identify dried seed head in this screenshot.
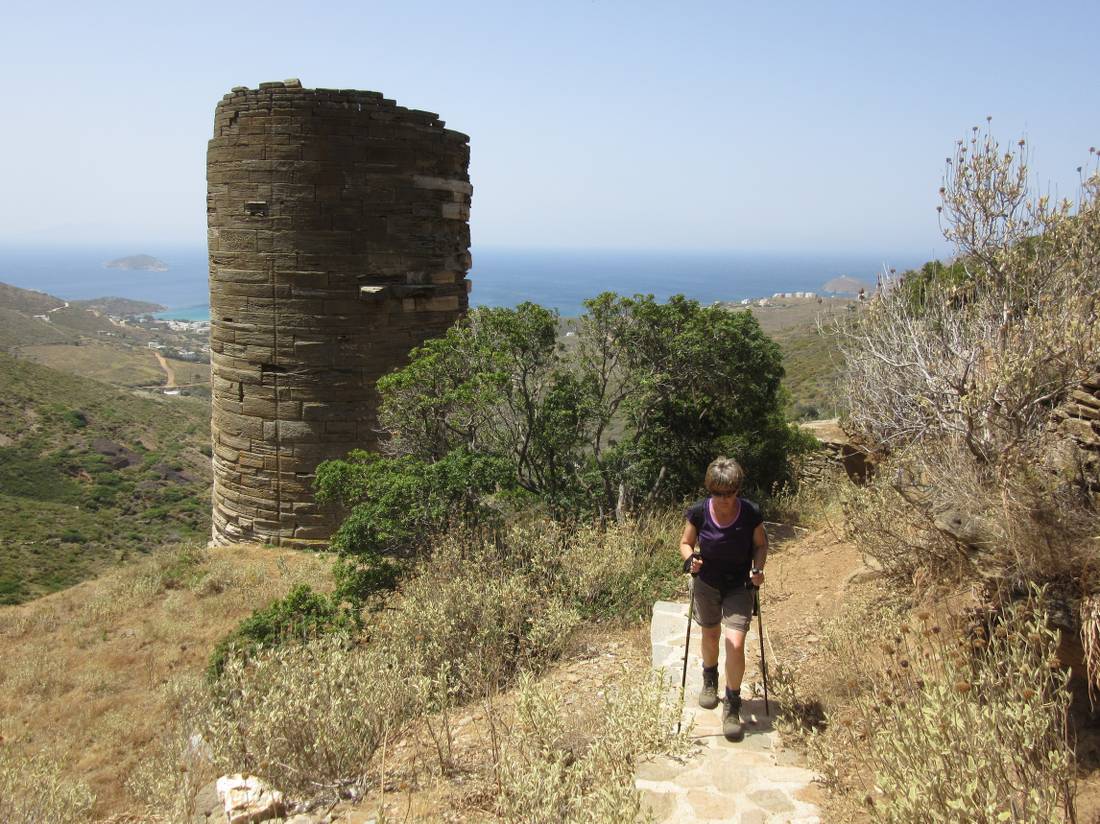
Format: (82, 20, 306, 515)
(954, 681, 972, 693)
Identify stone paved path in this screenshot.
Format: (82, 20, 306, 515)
(638, 600, 822, 824)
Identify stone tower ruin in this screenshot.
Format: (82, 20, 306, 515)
(207, 80, 471, 545)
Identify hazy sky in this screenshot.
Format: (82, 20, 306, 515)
(1, 0, 1096, 255)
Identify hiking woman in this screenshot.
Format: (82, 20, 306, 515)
(679, 456, 767, 741)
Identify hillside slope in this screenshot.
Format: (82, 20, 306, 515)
(0, 544, 332, 819)
(0, 353, 211, 604)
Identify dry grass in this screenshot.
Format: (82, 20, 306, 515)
(488, 669, 689, 823)
(773, 579, 1076, 823)
(164, 358, 210, 387)
(18, 342, 166, 386)
(0, 542, 332, 819)
(0, 748, 94, 824)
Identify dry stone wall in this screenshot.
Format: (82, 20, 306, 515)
(207, 80, 471, 545)
(1052, 370, 1100, 487)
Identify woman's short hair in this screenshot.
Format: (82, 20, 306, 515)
(705, 456, 744, 493)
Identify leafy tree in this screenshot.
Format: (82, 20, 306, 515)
(317, 292, 807, 586)
(372, 293, 804, 516)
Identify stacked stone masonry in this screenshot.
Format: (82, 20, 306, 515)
(1053, 370, 1100, 488)
(207, 80, 471, 545)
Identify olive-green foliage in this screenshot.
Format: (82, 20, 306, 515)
(373, 294, 806, 522)
(0, 353, 211, 605)
(314, 448, 517, 600)
(895, 258, 972, 310)
(806, 591, 1074, 823)
(206, 583, 355, 678)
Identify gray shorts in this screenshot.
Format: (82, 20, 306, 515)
(692, 577, 754, 633)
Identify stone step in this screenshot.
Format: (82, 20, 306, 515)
(641, 600, 822, 824)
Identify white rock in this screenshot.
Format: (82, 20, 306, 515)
(216, 774, 286, 824)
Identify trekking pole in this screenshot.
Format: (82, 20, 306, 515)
(754, 587, 770, 716)
(677, 555, 699, 735)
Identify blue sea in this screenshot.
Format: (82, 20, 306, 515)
(0, 244, 928, 321)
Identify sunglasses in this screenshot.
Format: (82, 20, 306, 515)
(710, 490, 738, 498)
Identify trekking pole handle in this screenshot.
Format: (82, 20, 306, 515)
(682, 551, 701, 575)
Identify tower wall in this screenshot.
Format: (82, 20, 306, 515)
(207, 80, 471, 545)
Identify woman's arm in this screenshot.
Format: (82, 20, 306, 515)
(750, 523, 768, 585)
(680, 521, 702, 574)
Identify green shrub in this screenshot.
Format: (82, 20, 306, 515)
(207, 584, 355, 678)
(315, 448, 513, 562)
(0, 446, 80, 503)
(0, 574, 28, 606)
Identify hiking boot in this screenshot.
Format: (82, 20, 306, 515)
(698, 666, 719, 709)
(723, 690, 745, 741)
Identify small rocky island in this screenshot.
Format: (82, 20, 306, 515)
(103, 254, 169, 272)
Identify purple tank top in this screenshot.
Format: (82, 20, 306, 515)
(685, 497, 763, 587)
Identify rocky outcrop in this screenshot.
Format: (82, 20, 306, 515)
(215, 775, 286, 824)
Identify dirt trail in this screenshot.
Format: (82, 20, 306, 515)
(154, 351, 176, 388)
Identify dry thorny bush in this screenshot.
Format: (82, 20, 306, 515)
(488, 670, 690, 824)
(835, 127, 1100, 691)
(775, 587, 1075, 823)
(0, 747, 95, 824)
(838, 126, 1100, 460)
(131, 515, 687, 817)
